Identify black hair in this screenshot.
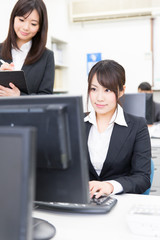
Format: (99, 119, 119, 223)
(138, 82, 152, 91)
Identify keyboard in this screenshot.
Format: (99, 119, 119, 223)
(34, 195, 117, 214)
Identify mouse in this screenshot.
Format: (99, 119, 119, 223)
(32, 217, 56, 240)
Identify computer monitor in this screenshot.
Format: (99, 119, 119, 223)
(120, 93, 154, 124)
(0, 126, 36, 240)
(0, 95, 90, 204)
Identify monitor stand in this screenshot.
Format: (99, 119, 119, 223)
(32, 217, 56, 240)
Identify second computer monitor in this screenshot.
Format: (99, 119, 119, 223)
(120, 93, 154, 124)
(0, 127, 36, 240)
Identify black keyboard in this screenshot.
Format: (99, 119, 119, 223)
(34, 195, 117, 214)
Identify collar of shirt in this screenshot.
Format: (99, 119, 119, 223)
(11, 40, 32, 70)
(84, 104, 128, 128)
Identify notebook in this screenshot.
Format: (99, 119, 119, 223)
(0, 70, 28, 94)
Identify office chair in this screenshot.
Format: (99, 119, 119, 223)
(143, 159, 154, 195)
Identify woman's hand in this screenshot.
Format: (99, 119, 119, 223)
(0, 62, 14, 71)
(89, 180, 114, 198)
(0, 83, 20, 97)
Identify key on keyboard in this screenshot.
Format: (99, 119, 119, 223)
(90, 195, 110, 205)
(34, 196, 117, 214)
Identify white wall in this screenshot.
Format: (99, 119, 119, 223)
(68, 18, 152, 108)
(0, 0, 17, 43)
(153, 17, 160, 88)
(45, 0, 153, 109)
(44, 0, 70, 48)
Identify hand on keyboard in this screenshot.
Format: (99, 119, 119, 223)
(89, 181, 114, 198)
(90, 194, 110, 205)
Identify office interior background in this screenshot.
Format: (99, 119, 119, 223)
(1, 2, 160, 239)
(1, 0, 160, 110)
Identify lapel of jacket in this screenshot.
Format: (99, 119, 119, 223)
(100, 113, 134, 178)
(85, 121, 100, 180)
(22, 65, 31, 76)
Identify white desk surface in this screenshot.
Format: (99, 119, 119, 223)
(33, 194, 160, 240)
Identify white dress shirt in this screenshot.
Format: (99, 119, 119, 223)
(11, 41, 32, 70)
(84, 104, 128, 194)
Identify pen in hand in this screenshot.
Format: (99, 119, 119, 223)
(0, 59, 5, 64)
(0, 60, 15, 71)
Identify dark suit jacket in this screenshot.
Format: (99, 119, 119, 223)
(154, 101, 160, 122)
(85, 112, 151, 194)
(0, 45, 55, 95)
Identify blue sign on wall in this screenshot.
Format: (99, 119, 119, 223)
(87, 53, 102, 74)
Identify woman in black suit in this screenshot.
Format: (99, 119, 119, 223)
(85, 60, 151, 198)
(0, 0, 54, 96)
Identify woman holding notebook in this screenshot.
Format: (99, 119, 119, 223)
(0, 0, 54, 96)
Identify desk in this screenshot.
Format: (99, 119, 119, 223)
(151, 138, 160, 195)
(33, 194, 160, 240)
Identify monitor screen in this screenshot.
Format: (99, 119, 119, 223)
(0, 126, 36, 240)
(120, 93, 154, 124)
(0, 95, 90, 204)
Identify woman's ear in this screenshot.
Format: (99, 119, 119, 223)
(118, 85, 126, 98)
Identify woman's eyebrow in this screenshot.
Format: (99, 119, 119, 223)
(31, 19, 39, 23)
(91, 84, 97, 87)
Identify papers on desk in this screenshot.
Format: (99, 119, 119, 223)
(151, 138, 160, 148)
(126, 204, 160, 238)
(148, 123, 160, 139)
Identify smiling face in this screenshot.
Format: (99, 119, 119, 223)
(89, 73, 125, 119)
(14, 9, 40, 47)
(89, 74, 118, 117)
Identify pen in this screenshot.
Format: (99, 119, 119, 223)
(0, 59, 5, 64)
